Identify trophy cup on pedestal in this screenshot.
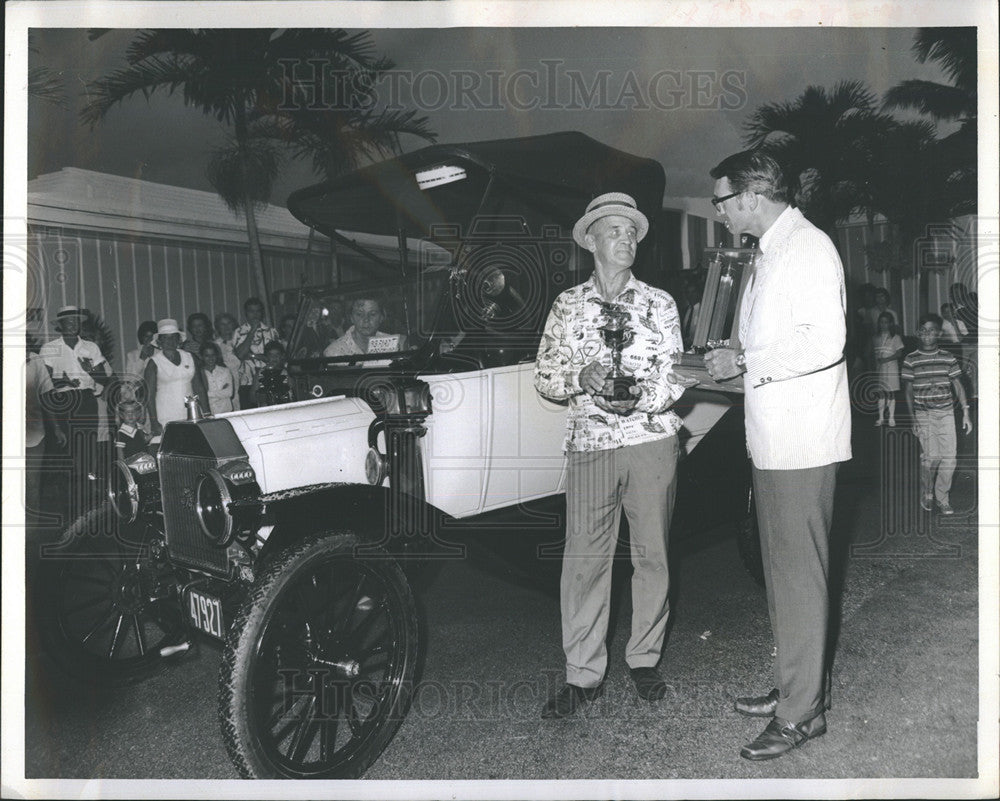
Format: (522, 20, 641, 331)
(597, 303, 636, 402)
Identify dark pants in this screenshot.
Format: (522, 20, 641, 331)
(47, 389, 100, 524)
(239, 386, 257, 410)
(752, 462, 837, 723)
(25, 442, 45, 528)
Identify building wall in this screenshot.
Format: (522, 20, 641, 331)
(836, 215, 977, 334)
(670, 207, 978, 339)
(27, 224, 332, 369)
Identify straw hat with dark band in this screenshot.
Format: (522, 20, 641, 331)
(56, 305, 85, 320)
(572, 192, 649, 248)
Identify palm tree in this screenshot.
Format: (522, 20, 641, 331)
(28, 31, 64, 106)
(82, 29, 436, 317)
(861, 118, 952, 289)
(883, 27, 976, 217)
(742, 80, 896, 234)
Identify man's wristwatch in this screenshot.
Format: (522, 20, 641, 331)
(735, 350, 747, 373)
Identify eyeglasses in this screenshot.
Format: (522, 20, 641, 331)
(711, 191, 740, 211)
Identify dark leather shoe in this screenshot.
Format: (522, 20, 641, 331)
(740, 713, 827, 761)
(541, 683, 604, 719)
(734, 688, 779, 717)
(630, 667, 667, 701)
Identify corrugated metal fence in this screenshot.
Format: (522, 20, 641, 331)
(27, 225, 332, 367)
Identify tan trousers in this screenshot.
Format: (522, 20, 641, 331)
(913, 408, 957, 504)
(562, 437, 678, 687)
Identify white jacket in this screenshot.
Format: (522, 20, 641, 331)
(739, 206, 852, 469)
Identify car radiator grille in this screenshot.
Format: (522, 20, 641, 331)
(160, 452, 230, 575)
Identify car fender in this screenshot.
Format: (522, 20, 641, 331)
(255, 482, 448, 565)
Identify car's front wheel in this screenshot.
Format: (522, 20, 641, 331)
(33, 503, 187, 685)
(219, 531, 419, 779)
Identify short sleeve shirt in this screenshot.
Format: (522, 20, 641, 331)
(234, 323, 279, 385)
(902, 348, 962, 411)
(534, 273, 685, 452)
(40, 336, 105, 394)
(323, 328, 397, 358)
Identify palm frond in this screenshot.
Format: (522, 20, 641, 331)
(81, 55, 203, 126)
(284, 105, 435, 179)
(266, 28, 378, 67)
(912, 27, 977, 92)
(82, 313, 116, 365)
(29, 66, 66, 106)
(882, 79, 973, 121)
(207, 137, 282, 212)
(124, 29, 215, 64)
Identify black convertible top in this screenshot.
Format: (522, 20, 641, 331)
(286, 131, 665, 250)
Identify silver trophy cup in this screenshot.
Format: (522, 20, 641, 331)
(597, 305, 636, 402)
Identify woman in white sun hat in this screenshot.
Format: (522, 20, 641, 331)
(144, 319, 208, 435)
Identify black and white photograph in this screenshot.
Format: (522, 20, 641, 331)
(3, 1, 998, 799)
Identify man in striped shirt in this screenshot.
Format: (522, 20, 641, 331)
(902, 313, 973, 515)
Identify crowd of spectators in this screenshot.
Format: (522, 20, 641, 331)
(25, 297, 298, 528)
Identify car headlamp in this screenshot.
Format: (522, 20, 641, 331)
(195, 462, 260, 547)
(107, 453, 158, 523)
(108, 460, 139, 523)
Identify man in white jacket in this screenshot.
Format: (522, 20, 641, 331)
(705, 150, 852, 761)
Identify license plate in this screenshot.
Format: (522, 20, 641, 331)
(187, 588, 226, 640)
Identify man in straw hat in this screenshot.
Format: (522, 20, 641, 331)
(39, 305, 112, 515)
(705, 149, 851, 760)
(534, 192, 695, 718)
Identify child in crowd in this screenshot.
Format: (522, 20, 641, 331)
(901, 314, 973, 515)
(255, 341, 295, 407)
(200, 341, 239, 414)
(113, 400, 150, 459)
(872, 311, 903, 427)
(940, 302, 967, 347)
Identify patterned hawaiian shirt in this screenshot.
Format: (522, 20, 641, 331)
(233, 323, 279, 386)
(534, 273, 686, 452)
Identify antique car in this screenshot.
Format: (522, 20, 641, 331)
(34, 132, 758, 780)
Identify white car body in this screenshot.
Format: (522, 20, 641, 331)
(211, 361, 731, 520)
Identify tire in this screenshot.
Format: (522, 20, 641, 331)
(219, 531, 419, 779)
(736, 488, 765, 586)
(34, 503, 187, 685)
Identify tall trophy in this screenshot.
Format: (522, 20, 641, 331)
(673, 247, 756, 393)
(597, 303, 637, 402)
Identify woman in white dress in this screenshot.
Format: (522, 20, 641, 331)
(144, 319, 208, 435)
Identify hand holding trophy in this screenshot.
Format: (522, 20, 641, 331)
(597, 303, 636, 401)
(588, 303, 639, 414)
(672, 247, 756, 393)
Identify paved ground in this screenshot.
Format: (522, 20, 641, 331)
(18, 419, 988, 794)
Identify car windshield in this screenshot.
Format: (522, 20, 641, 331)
(288, 267, 452, 363)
